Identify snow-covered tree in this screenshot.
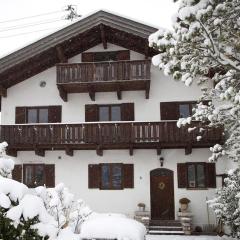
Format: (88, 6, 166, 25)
(209, 168, 240, 238)
(149, 0, 240, 162)
(0, 142, 14, 177)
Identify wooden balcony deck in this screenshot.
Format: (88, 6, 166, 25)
(0, 121, 224, 157)
(56, 60, 151, 101)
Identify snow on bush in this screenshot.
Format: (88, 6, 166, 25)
(0, 141, 14, 177)
(80, 213, 146, 240)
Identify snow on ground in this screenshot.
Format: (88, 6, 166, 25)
(146, 235, 232, 240)
(80, 212, 146, 240)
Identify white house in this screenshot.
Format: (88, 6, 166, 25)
(0, 10, 228, 231)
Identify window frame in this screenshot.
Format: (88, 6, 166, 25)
(98, 104, 121, 122)
(100, 163, 124, 190)
(23, 164, 46, 188)
(186, 162, 207, 189)
(26, 106, 49, 123)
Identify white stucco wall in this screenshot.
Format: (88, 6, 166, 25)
(1, 43, 227, 227)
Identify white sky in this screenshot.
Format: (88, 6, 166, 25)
(0, 0, 178, 57)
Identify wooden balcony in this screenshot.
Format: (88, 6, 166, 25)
(0, 121, 224, 157)
(56, 60, 151, 101)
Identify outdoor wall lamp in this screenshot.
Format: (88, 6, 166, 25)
(159, 157, 164, 167)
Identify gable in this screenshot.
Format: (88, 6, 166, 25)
(0, 10, 158, 90)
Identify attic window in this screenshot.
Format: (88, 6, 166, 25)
(82, 50, 130, 62)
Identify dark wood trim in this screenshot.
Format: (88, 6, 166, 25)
(6, 148, 17, 157)
(185, 144, 192, 155)
(56, 46, 68, 63)
(65, 147, 73, 156)
(100, 24, 107, 49)
(0, 85, 7, 97)
(35, 148, 45, 157)
(57, 85, 68, 102)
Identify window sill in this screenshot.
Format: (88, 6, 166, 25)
(186, 187, 208, 190)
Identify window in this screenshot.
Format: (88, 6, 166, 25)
(85, 103, 134, 122)
(99, 105, 121, 121)
(24, 164, 45, 188)
(101, 164, 122, 189)
(187, 163, 206, 188)
(179, 104, 191, 118)
(12, 164, 55, 188)
(82, 50, 130, 62)
(27, 107, 48, 123)
(177, 162, 216, 189)
(88, 163, 134, 189)
(15, 106, 62, 124)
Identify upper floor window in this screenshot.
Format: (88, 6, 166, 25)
(15, 106, 62, 124)
(88, 163, 134, 190)
(82, 50, 130, 62)
(85, 103, 134, 122)
(160, 101, 197, 120)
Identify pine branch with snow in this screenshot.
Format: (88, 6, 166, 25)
(0, 142, 14, 178)
(149, 0, 240, 162)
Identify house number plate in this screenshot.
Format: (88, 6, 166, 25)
(158, 182, 165, 190)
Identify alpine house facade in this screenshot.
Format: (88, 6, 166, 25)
(0, 10, 226, 228)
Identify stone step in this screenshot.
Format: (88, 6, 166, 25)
(148, 230, 185, 235)
(150, 220, 182, 227)
(149, 226, 183, 231)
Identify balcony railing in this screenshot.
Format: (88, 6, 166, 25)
(56, 60, 151, 101)
(0, 121, 223, 157)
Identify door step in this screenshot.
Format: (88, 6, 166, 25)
(148, 220, 184, 235)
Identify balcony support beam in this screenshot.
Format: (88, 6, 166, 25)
(185, 144, 192, 155)
(117, 87, 122, 100)
(157, 147, 161, 155)
(56, 46, 68, 63)
(6, 148, 17, 157)
(145, 82, 150, 99)
(100, 24, 107, 49)
(129, 144, 134, 156)
(65, 147, 73, 156)
(35, 148, 45, 157)
(58, 85, 68, 102)
(96, 145, 103, 156)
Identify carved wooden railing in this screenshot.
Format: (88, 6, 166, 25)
(56, 60, 151, 84)
(0, 122, 223, 149)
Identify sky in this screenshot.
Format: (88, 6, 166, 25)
(0, 0, 178, 57)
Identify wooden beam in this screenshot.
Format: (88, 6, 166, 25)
(145, 44, 149, 59)
(6, 148, 17, 157)
(0, 85, 7, 97)
(65, 147, 73, 156)
(117, 89, 122, 100)
(35, 148, 45, 157)
(57, 85, 68, 102)
(145, 81, 150, 99)
(100, 24, 107, 49)
(157, 147, 161, 155)
(89, 90, 95, 101)
(185, 144, 192, 155)
(56, 46, 68, 63)
(129, 145, 133, 156)
(96, 146, 103, 156)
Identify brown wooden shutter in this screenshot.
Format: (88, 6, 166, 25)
(88, 164, 100, 188)
(12, 164, 22, 182)
(45, 164, 55, 187)
(123, 164, 134, 188)
(206, 163, 216, 188)
(15, 107, 26, 123)
(48, 106, 62, 123)
(85, 105, 99, 122)
(82, 52, 94, 62)
(177, 163, 187, 188)
(121, 103, 134, 121)
(160, 102, 179, 120)
(117, 50, 130, 61)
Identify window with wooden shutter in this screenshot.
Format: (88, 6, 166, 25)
(15, 107, 26, 123)
(48, 106, 62, 123)
(82, 52, 94, 62)
(88, 163, 134, 190)
(12, 164, 22, 182)
(116, 50, 130, 61)
(45, 164, 55, 188)
(85, 104, 99, 122)
(123, 164, 134, 188)
(177, 163, 187, 188)
(88, 164, 100, 188)
(206, 163, 216, 188)
(121, 103, 134, 121)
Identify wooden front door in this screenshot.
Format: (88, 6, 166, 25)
(150, 168, 174, 220)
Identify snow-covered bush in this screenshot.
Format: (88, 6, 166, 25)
(149, 0, 240, 162)
(209, 168, 240, 238)
(36, 183, 92, 234)
(0, 141, 14, 177)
